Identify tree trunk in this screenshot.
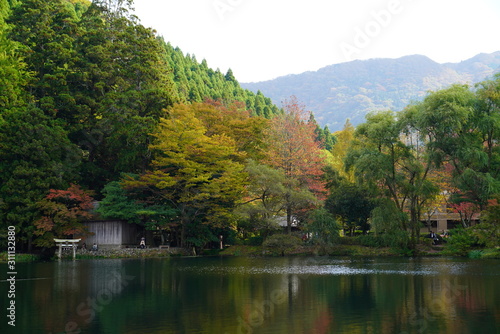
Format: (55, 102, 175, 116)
(286, 204, 292, 235)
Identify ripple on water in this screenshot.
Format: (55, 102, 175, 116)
(179, 264, 437, 276)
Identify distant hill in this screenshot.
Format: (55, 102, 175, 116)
(241, 52, 500, 131)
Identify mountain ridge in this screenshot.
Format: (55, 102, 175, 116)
(241, 52, 500, 131)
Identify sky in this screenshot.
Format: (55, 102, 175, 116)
(132, 0, 500, 83)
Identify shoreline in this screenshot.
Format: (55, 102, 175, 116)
(1, 244, 499, 262)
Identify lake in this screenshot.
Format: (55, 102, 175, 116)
(1, 256, 499, 334)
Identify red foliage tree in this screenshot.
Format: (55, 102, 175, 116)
(34, 184, 94, 247)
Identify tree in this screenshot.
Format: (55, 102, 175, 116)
(8, 0, 79, 118)
(33, 184, 94, 248)
(265, 96, 326, 233)
(0, 0, 29, 111)
(190, 100, 270, 161)
(409, 84, 499, 211)
(0, 107, 80, 251)
(71, 1, 176, 189)
(346, 110, 439, 247)
(328, 119, 356, 183)
(123, 103, 247, 247)
(325, 183, 374, 236)
(236, 160, 291, 235)
(96, 180, 145, 225)
(262, 234, 302, 256)
(97, 179, 177, 244)
(305, 208, 341, 245)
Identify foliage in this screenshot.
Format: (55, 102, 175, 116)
(123, 103, 247, 246)
(96, 179, 177, 230)
(369, 200, 411, 249)
(96, 180, 144, 224)
(481, 197, 500, 226)
(264, 96, 326, 233)
(467, 223, 500, 249)
(236, 160, 288, 234)
(0, 107, 80, 251)
(410, 83, 500, 210)
(161, 41, 281, 118)
(305, 208, 341, 245)
(441, 228, 487, 256)
(0, 0, 283, 250)
(346, 110, 439, 246)
(185, 221, 220, 252)
(33, 184, 94, 247)
(325, 183, 374, 236)
(262, 233, 302, 256)
(3, 0, 500, 255)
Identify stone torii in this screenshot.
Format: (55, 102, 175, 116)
(54, 238, 81, 260)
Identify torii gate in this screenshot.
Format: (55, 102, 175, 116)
(54, 238, 81, 260)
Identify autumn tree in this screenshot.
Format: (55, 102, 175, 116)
(34, 184, 94, 248)
(123, 103, 247, 248)
(264, 96, 326, 233)
(189, 100, 270, 161)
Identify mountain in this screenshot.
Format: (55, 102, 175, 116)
(241, 52, 500, 131)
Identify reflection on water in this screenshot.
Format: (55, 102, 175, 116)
(0, 257, 499, 334)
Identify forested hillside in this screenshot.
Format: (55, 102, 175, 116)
(1, 0, 498, 257)
(242, 53, 500, 130)
(0, 0, 293, 250)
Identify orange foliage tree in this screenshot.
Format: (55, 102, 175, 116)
(264, 96, 326, 233)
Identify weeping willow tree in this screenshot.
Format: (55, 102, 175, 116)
(407, 83, 500, 214)
(345, 110, 440, 248)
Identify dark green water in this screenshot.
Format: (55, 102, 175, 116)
(1, 256, 499, 334)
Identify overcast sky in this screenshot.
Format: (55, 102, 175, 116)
(133, 0, 500, 83)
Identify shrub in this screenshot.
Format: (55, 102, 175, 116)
(243, 235, 264, 246)
(442, 228, 483, 256)
(356, 234, 383, 247)
(469, 223, 500, 248)
(467, 250, 484, 259)
(262, 234, 302, 256)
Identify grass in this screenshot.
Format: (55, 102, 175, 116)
(0, 252, 41, 262)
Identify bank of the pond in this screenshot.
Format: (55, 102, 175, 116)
(1, 244, 499, 261)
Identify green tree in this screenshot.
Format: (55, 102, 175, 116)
(0, 0, 28, 111)
(305, 208, 341, 245)
(8, 0, 79, 118)
(346, 110, 439, 247)
(97, 179, 177, 244)
(408, 83, 500, 211)
(236, 160, 289, 235)
(325, 183, 374, 236)
(262, 233, 302, 256)
(71, 1, 176, 189)
(0, 107, 80, 251)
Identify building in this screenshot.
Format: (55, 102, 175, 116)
(80, 220, 144, 249)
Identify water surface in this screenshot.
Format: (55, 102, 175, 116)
(1, 256, 498, 333)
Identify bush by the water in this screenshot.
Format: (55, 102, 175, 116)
(262, 234, 302, 256)
(442, 228, 483, 256)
